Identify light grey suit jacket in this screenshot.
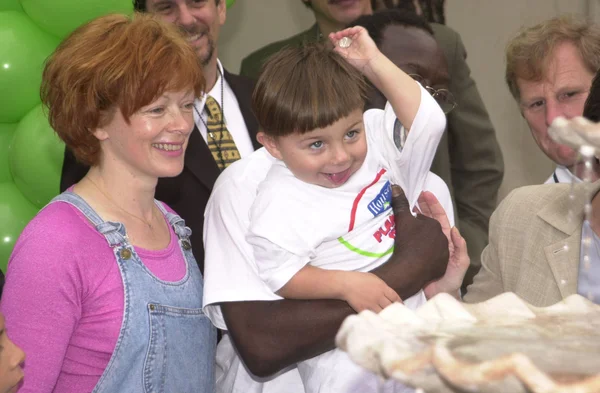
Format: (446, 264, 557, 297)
(464, 181, 600, 306)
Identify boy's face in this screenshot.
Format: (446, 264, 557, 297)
(262, 109, 367, 188)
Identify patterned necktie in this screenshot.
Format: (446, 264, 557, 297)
(204, 95, 241, 170)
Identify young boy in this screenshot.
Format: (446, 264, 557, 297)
(245, 27, 450, 392)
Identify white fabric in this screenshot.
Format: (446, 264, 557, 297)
(203, 88, 452, 393)
(193, 59, 255, 158)
(245, 87, 444, 393)
(248, 90, 445, 294)
(544, 165, 582, 184)
(298, 350, 414, 393)
(215, 333, 305, 393)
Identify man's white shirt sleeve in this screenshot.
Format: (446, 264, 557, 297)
(202, 150, 281, 329)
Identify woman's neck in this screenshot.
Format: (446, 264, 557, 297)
(83, 165, 158, 222)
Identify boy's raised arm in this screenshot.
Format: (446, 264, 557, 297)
(330, 27, 422, 131)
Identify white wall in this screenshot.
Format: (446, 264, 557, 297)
(219, 1, 314, 73)
(218, 0, 594, 200)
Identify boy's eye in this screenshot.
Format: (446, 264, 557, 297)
(346, 130, 359, 139)
(183, 102, 195, 112)
(310, 141, 324, 149)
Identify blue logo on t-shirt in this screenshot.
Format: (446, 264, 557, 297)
(367, 181, 392, 217)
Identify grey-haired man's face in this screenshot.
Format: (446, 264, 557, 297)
(517, 41, 593, 167)
(145, 0, 225, 66)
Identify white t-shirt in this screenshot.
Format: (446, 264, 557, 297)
(248, 93, 443, 295)
(245, 88, 444, 393)
(203, 87, 453, 393)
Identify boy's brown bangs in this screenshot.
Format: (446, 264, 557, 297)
(253, 44, 368, 136)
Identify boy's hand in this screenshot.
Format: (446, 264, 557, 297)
(329, 26, 381, 73)
(337, 271, 401, 312)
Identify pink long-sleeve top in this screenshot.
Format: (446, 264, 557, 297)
(0, 201, 187, 393)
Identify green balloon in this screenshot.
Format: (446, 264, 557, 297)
(20, 0, 132, 38)
(226, 0, 236, 8)
(0, 0, 23, 12)
(0, 182, 39, 272)
(0, 123, 17, 183)
(0, 11, 59, 123)
(9, 104, 65, 207)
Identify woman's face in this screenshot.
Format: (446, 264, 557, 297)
(0, 314, 25, 393)
(94, 89, 196, 182)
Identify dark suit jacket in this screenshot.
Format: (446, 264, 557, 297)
(240, 24, 504, 287)
(59, 70, 260, 273)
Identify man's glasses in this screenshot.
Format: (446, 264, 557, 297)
(409, 74, 457, 114)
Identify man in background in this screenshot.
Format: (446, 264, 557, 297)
(240, 0, 504, 291)
(505, 15, 600, 184)
(465, 68, 600, 306)
(60, 0, 261, 271)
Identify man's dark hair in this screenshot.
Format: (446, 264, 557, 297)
(350, 9, 434, 47)
(133, 0, 145, 11)
(133, 0, 220, 12)
(584, 69, 600, 122)
(419, 0, 445, 25)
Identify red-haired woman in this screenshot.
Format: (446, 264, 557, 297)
(0, 13, 215, 393)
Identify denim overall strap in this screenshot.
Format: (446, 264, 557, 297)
(154, 200, 193, 245)
(49, 192, 215, 393)
(50, 192, 127, 247)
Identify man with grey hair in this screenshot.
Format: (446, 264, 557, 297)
(462, 16, 600, 305)
(505, 15, 600, 184)
(464, 69, 600, 307)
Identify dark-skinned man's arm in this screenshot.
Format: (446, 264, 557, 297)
(211, 185, 448, 377)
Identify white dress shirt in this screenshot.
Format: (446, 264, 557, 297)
(544, 165, 582, 184)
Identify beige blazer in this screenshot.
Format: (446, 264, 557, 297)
(464, 181, 600, 306)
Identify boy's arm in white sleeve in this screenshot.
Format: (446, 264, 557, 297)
(365, 86, 446, 210)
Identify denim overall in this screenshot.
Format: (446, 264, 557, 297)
(52, 192, 216, 393)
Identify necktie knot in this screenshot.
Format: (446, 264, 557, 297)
(204, 95, 223, 123)
(203, 94, 241, 170)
